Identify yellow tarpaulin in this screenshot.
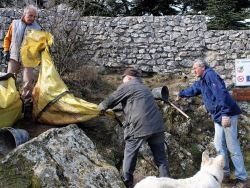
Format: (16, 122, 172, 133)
(0, 73, 22, 128)
(21, 30, 114, 125)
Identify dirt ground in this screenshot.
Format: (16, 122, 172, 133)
(2, 73, 249, 187)
(12, 118, 250, 188)
(14, 118, 58, 139)
(222, 180, 250, 188)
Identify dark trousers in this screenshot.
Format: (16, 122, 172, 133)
(123, 132, 169, 187)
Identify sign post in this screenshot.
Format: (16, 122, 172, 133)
(235, 59, 250, 86)
(233, 59, 250, 101)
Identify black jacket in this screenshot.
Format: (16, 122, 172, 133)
(99, 78, 165, 139)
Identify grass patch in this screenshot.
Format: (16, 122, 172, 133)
(189, 145, 202, 169)
(244, 151, 250, 177)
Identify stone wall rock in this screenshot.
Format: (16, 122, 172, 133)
(0, 7, 249, 128)
(1, 8, 249, 80)
(0, 124, 125, 188)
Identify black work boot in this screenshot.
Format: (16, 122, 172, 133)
(232, 179, 248, 188)
(124, 183, 133, 188)
(122, 176, 134, 188)
(222, 174, 235, 184)
(23, 102, 33, 119)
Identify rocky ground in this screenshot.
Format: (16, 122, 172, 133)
(2, 121, 250, 187)
(1, 73, 249, 187)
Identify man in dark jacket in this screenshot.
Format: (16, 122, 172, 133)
(177, 58, 248, 188)
(99, 68, 169, 188)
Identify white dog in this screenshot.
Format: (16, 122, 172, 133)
(134, 151, 224, 188)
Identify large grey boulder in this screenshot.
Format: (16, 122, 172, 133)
(0, 124, 125, 188)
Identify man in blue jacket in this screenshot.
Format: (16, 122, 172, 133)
(177, 58, 248, 188)
(99, 68, 169, 188)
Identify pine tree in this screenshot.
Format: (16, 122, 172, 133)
(206, 0, 249, 30)
(130, 0, 179, 16)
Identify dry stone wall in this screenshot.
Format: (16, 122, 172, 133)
(1, 8, 250, 83)
(0, 8, 249, 121)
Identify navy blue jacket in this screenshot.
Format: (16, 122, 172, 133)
(179, 67, 241, 123)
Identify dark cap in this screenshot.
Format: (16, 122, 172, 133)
(122, 68, 141, 77)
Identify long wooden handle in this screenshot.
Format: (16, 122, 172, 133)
(168, 101, 190, 119)
(114, 114, 124, 127)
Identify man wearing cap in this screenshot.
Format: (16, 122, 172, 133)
(99, 68, 169, 188)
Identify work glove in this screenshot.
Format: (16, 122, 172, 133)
(221, 116, 231, 127)
(3, 51, 10, 62)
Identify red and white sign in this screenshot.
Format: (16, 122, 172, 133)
(237, 76, 244, 82)
(235, 59, 250, 86)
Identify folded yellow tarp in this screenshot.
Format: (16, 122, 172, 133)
(0, 73, 22, 128)
(21, 29, 53, 68)
(21, 29, 113, 125)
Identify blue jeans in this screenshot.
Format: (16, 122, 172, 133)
(123, 132, 169, 187)
(214, 115, 248, 180)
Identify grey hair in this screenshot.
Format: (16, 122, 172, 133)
(193, 58, 208, 68)
(23, 4, 38, 16)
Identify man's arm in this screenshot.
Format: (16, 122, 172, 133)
(99, 84, 129, 112)
(3, 23, 13, 52)
(178, 81, 201, 98)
